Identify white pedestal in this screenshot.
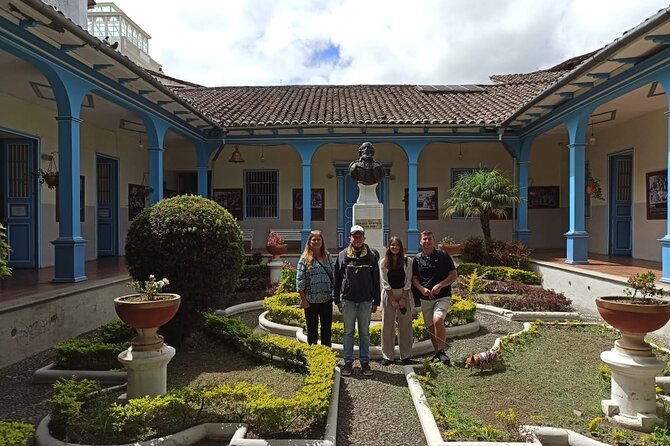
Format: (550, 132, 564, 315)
(600, 348, 664, 432)
(269, 259, 284, 283)
(353, 183, 384, 253)
(118, 344, 176, 399)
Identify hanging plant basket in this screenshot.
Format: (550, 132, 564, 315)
(42, 172, 58, 189)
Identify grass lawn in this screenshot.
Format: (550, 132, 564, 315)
(420, 323, 670, 444)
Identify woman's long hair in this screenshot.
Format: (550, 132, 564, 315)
(301, 230, 328, 268)
(383, 236, 405, 269)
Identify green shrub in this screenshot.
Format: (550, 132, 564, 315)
(236, 264, 271, 292)
(125, 195, 245, 345)
(461, 236, 531, 270)
(276, 263, 297, 292)
(54, 339, 128, 370)
(456, 263, 541, 285)
(52, 320, 134, 370)
(0, 421, 34, 446)
(245, 252, 264, 265)
(0, 223, 11, 279)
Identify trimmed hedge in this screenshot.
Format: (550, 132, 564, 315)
(457, 263, 541, 285)
(53, 320, 134, 370)
(263, 292, 476, 344)
(0, 421, 34, 446)
(48, 315, 336, 444)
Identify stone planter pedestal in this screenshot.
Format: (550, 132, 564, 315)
(118, 344, 176, 399)
(600, 348, 664, 432)
(269, 258, 284, 283)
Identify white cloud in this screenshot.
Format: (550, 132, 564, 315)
(111, 0, 670, 87)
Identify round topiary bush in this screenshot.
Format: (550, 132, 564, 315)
(125, 195, 244, 344)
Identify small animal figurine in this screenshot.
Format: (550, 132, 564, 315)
(465, 348, 502, 372)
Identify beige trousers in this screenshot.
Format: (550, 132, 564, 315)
(381, 288, 414, 360)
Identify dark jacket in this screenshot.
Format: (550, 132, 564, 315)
(333, 243, 381, 305)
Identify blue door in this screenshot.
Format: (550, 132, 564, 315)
(96, 155, 118, 257)
(608, 152, 632, 256)
(2, 140, 37, 268)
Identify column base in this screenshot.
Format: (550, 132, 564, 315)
(51, 236, 88, 282)
(564, 231, 589, 265)
(515, 229, 531, 248)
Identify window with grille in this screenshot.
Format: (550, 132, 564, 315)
(244, 170, 278, 218)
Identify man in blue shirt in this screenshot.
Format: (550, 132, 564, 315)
(412, 230, 458, 365)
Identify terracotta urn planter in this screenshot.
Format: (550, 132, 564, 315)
(114, 293, 181, 351)
(595, 296, 670, 356)
(439, 243, 463, 257)
(267, 244, 288, 257)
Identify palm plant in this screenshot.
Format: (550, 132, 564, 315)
(443, 169, 520, 258)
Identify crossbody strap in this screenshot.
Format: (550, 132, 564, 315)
(314, 257, 333, 285)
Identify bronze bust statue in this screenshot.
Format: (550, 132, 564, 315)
(349, 142, 386, 186)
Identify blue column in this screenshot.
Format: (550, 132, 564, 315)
(336, 166, 346, 248)
(47, 69, 92, 283)
(516, 138, 533, 247)
(141, 115, 170, 205)
(660, 113, 670, 282)
(195, 141, 219, 198)
(52, 114, 88, 282)
(399, 140, 426, 252)
(564, 113, 591, 264)
(293, 142, 321, 247)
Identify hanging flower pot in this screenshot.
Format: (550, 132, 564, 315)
(42, 172, 58, 189)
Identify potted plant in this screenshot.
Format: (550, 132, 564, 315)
(438, 235, 462, 256)
(35, 167, 58, 189)
(586, 165, 604, 200)
(113, 275, 181, 351)
(595, 271, 670, 355)
(266, 231, 288, 257)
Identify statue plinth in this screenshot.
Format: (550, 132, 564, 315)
(353, 183, 384, 253)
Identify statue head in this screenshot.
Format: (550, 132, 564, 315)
(358, 142, 375, 160)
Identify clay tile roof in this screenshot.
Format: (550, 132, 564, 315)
(174, 81, 554, 129)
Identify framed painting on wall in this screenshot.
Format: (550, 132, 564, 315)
(528, 186, 559, 209)
(646, 170, 668, 220)
(292, 188, 325, 221)
(128, 183, 146, 221)
(404, 187, 438, 220)
(212, 188, 243, 220)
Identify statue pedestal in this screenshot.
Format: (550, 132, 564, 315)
(353, 183, 384, 253)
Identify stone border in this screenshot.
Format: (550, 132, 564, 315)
(403, 321, 612, 446)
(35, 300, 341, 446)
(32, 363, 126, 384)
(476, 303, 581, 322)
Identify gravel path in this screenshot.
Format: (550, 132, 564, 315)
(336, 313, 523, 446)
(0, 312, 523, 446)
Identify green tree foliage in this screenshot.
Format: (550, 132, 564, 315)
(125, 195, 244, 345)
(0, 223, 11, 278)
(443, 169, 521, 261)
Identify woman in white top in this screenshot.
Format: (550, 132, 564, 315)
(379, 236, 414, 365)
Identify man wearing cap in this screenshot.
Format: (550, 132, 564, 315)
(411, 230, 458, 365)
(333, 224, 381, 377)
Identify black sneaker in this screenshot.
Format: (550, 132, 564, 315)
(341, 362, 353, 377)
(400, 358, 413, 365)
(432, 352, 441, 363)
(438, 350, 451, 366)
(381, 358, 392, 366)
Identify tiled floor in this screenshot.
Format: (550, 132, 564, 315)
(0, 250, 664, 311)
(0, 256, 129, 307)
(531, 249, 662, 280)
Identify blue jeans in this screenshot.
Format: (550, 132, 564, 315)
(342, 300, 372, 364)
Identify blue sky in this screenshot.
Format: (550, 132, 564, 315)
(111, 0, 670, 87)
